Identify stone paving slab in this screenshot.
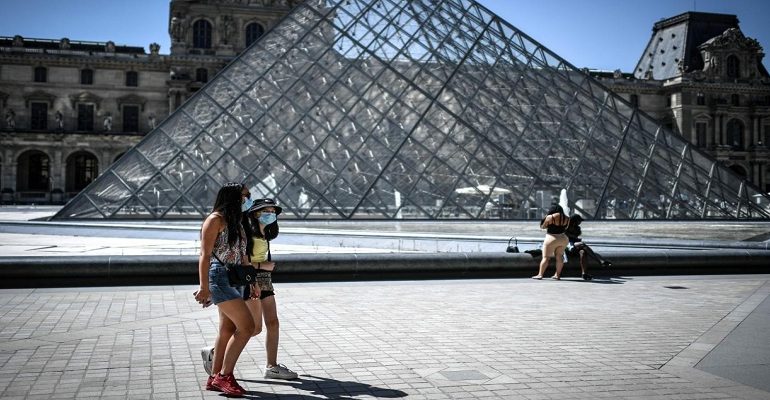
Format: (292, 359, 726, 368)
(1, 275, 769, 399)
(694, 283, 770, 393)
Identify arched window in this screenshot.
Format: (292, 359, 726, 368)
(34, 66, 47, 83)
(726, 55, 740, 79)
(726, 119, 744, 150)
(16, 150, 50, 191)
(66, 151, 99, 193)
(193, 19, 213, 49)
(195, 68, 209, 83)
(245, 23, 265, 47)
(731, 94, 740, 106)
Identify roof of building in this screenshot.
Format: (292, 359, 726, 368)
(633, 12, 741, 80)
(0, 36, 145, 55)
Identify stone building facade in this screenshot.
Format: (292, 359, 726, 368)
(2, 7, 769, 205)
(0, 0, 298, 204)
(592, 12, 770, 192)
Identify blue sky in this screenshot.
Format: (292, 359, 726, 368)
(1, 0, 768, 71)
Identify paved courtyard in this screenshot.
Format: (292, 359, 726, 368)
(1, 275, 769, 399)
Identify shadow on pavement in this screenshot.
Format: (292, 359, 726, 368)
(241, 374, 408, 399)
(555, 275, 630, 284)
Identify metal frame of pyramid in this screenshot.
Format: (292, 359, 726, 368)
(53, 0, 770, 220)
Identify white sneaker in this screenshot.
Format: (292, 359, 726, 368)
(264, 364, 298, 380)
(201, 346, 214, 376)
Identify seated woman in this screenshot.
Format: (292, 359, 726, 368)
(565, 215, 611, 281)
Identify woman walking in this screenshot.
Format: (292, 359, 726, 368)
(194, 182, 257, 397)
(242, 198, 298, 380)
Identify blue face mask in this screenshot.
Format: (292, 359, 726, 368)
(258, 212, 277, 225)
(241, 197, 253, 212)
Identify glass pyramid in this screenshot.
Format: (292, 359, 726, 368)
(53, 0, 770, 220)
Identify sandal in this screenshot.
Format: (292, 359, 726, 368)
(551, 275, 560, 280)
(531, 275, 543, 280)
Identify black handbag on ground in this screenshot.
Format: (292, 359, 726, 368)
(506, 236, 520, 253)
(212, 252, 258, 287)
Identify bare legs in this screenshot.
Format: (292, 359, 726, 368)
(573, 242, 609, 279)
(245, 296, 280, 367)
(245, 298, 263, 337)
(211, 299, 254, 376)
(533, 256, 549, 279)
(261, 296, 280, 367)
(534, 246, 566, 279)
(583, 244, 610, 266)
(552, 247, 565, 279)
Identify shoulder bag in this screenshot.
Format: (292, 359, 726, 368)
(212, 252, 258, 287)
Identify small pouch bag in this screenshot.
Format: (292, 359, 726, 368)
(212, 252, 257, 287)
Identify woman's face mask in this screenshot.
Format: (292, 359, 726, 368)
(258, 212, 277, 225)
(241, 197, 253, 212)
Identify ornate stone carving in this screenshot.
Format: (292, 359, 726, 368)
(4, 109, 15, 129)
(69, 92, 103, 110)
(55, 111, 64, 130)
(24, 90, 56, 108)
(700, 28, 762, 52)
(170, 66, 191, 80)
(170, 14, 188, 43)
(103, 113, 113, 131)
(220, 15, 236, 45)
(148, 114, 157, 129)
(699, 28, 765, 78)
(117, 94, 148, 111)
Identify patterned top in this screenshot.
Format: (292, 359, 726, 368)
(210, 218, 247, 265)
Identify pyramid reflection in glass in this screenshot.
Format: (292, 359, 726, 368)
(53, 0, 770, 220)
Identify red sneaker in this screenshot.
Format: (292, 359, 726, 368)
(211, 373, 245, 396)
(205, 375, 221, 391)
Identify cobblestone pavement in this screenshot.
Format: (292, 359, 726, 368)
(1, 275, 769, 399)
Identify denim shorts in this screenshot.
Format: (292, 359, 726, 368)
(209, 262, 244, 305)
